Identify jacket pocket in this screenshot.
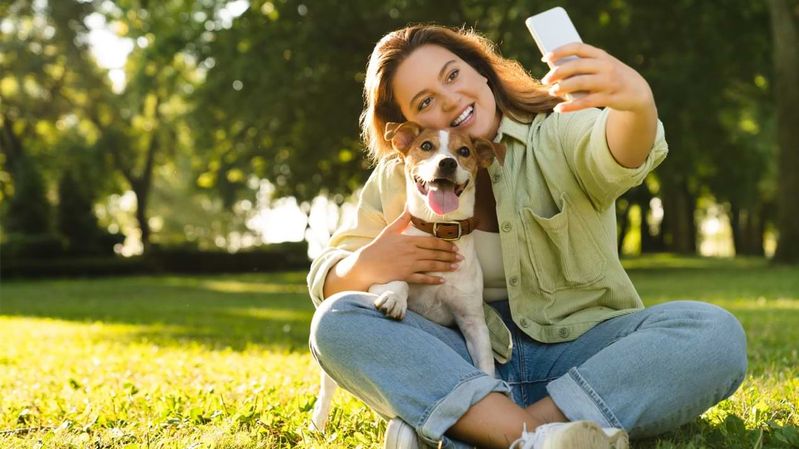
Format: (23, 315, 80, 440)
(521, 193, 606, 293)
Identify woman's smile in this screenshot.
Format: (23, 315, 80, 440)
(450, 104, 475, 128)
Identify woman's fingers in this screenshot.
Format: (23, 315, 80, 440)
(418, 247, 462, 262)
(543, 42, 606, 64)
(416, 259, 459, 273)
(406, 273, 445, 285)
(550, 74, 617, 97)
(542, 58, 602, 85)
(554, 93, 611, 113)
(410, 235, 459, 252)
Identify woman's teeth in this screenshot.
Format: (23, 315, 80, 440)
(451, 105, 474, 127)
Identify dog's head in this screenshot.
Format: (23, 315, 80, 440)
(385, 121, 496, 218)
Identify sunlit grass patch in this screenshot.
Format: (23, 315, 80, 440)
(1, 258, 798, 448)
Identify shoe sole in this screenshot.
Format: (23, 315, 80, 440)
(542, 421, 629, 449)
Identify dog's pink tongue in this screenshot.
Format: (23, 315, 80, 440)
(427, 183, 459, 215)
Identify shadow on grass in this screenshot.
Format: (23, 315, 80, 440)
(0, 272, 317, 352)
(637, 415, 799, 449)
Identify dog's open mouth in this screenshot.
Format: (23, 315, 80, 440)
(415, 177, 468, 215)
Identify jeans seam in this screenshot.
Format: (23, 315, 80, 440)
(513, 331, 528, 405)
(567, 367, 624, 428)
(506, 377, 559, 386)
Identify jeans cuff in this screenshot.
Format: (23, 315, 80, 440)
(417, 373, 511, 448)
(546, 367, 624, 429)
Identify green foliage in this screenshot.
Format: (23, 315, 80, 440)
(57, 168, 118, 256)
(0, 257, 797, 448)
(0, 0, 791, 255)
(4, 155, 51, 235)
(1, 155, 64, 258)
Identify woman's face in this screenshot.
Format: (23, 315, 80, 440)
(391, 44, 501, 140)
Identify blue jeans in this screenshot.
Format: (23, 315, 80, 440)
(309, 293, 747, 448)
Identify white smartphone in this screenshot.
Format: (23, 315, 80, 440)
(525, 7, 583, 69)
(525, 7, 586, 102)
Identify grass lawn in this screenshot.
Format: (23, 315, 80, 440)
(1, 255, 798, 448)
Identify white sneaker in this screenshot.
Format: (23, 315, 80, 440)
(509, 421, 629, 449)
(383, 418, 427, 449)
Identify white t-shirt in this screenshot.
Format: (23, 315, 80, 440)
(473, 230, 507, 302)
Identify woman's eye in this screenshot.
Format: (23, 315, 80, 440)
(447, 69, 459, 82)
(421, 141, 433, 151)
(457, 147, 470, 157)
(418, 97, 431, 111)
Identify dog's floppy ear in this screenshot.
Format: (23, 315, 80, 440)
(385, 121, 422, 155)
(473, 138, 498, 168)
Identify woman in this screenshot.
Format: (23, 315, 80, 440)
(307, 24, 747, 449)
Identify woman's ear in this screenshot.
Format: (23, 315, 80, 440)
(384, 121, 422, 154)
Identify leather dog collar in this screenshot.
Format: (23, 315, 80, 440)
(409, 216, 480, 241)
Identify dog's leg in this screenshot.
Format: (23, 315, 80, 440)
(310, 370, 338, 432)
(369, 281, 409, 320)
(456, 312, 496, 378)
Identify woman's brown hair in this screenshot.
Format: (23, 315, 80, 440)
(360, 24, 562, 162)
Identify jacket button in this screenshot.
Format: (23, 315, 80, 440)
(558, 328, 570, 338)
(520, 318, 529, 328)
(492, 173, 501, 183)
(501, 222, 512, 232)
(509, 276, 519, 286)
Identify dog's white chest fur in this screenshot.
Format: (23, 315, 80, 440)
(402, 227, 483, 326)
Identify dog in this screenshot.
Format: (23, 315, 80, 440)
(311, 122, 497, 432)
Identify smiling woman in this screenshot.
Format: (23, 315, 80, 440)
(391, 45, 500, 140)
(307, 23, 748, 449)
(361, 26, 560, 163)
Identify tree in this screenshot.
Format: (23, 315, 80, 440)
(1, 155, 63, 258)
(0, 0, 102, 190)
(86, 0, 219, 252)
(0, 0, 125, 254)
(768, 0, 799, 263)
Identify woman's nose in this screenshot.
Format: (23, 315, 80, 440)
(441, 92, 460, 112)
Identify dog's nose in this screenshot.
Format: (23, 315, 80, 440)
(439, 158, 457, 172)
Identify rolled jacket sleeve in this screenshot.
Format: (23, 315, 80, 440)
(306, 158, 406, 306)
(554, 108, 668, 211)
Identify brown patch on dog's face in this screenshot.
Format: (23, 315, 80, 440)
(444, 132, 496, 173)
(385, 122, 496, 173)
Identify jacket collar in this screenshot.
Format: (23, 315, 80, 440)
(493, 114, 533, 144)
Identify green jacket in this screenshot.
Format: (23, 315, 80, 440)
(307, 107, 668, 363)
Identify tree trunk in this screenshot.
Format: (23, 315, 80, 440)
(0, 112, 24, 179)
(132, 180, 151, 253)
(745, 204, 766, 256)
(731, 203, 766, 256)
(769, 0, 799, 263)
(635, 186, 658, 253)
(661, 182, 697, 254)
(729, 203, 742, 255)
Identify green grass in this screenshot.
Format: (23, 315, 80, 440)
(0, 256, 797, 448)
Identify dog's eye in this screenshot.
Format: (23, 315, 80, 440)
(457, 147, 470, 157)
(420, 141, 433, 151)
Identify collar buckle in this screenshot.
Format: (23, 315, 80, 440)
(433, 221, 462, 241)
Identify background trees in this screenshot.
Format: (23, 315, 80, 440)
(2, 0, 797, 262)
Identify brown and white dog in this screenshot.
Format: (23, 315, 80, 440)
(311, 122, 497, 432)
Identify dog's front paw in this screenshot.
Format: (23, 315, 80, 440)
(373, 291, 407, 320)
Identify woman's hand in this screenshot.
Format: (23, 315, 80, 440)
(541, 42, 659, 168)
(354, 207, 462, 285)
(541, 43, 655, 114)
